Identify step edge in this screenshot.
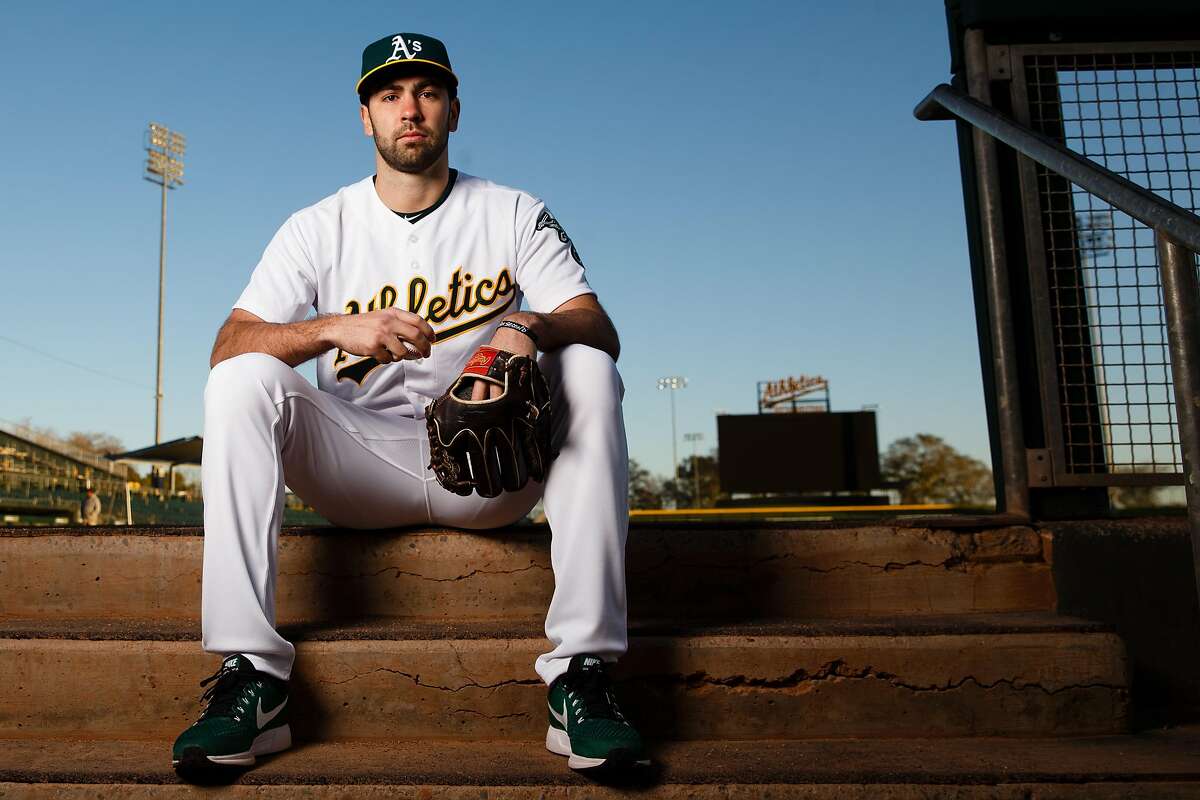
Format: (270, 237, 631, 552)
(0, 613, 1117, 642)
(3, 736, 1199, 787)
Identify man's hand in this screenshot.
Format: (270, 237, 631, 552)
(470, 314, 538, 399)
(426, 344, 555, 498)
(329, 308, 435, 363)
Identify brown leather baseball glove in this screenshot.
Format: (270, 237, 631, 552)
(425, 345, 554, 498)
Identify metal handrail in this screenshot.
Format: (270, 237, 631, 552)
(915, 83, 1200, 252)
(916, 77, 1200, 607)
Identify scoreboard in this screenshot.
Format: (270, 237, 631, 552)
(717, 411, 882, 494)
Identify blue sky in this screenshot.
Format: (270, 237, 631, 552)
(0, 1, 987, 481)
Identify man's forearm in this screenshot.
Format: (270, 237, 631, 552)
(210, 315, 338, 369)
(512, 308, 620, 361)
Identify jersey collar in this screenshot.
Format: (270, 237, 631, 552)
(371, 169, 458, 225)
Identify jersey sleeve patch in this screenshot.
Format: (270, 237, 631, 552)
(535, 209, 584, 267)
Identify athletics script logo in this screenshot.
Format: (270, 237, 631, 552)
(332, 268, 517, 386)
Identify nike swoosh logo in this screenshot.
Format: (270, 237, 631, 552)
(548, 699, 568, 731)
(257, 696, 287, 729)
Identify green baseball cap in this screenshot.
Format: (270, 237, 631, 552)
(357, 33, 458, 98)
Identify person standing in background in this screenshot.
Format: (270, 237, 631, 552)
(82, 488, 101, 526)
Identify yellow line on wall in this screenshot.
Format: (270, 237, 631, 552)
(630, 503, 956, 516)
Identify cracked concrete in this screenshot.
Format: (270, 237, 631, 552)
(0, 525, 1056, 622)
(450, 708, 531, 720)
(281, 560, 550, 583)
(319, 663, 542, 694)
(0, 628, 1127, 741)
(0, 520, 1148, 769)
(665, 659, 1126, 696)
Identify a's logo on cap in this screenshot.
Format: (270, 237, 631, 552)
(388, 35, 424, 63)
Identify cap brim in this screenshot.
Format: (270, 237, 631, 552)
(356, 60, 458, 95)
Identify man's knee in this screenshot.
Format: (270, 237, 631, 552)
(205, 352, 301, 413)
(550, 344, 624, 407)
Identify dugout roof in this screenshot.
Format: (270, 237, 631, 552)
(108, 436, 203, 466)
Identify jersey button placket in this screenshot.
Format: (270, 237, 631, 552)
(402, 234, 430, 391)
(405, 229, 421, 272)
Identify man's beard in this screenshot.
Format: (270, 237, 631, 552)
(372, 123, 448, 174)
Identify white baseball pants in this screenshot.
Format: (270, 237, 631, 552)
(199, 345, 629, 687)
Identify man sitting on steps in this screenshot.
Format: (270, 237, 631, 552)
(171, 30, 647, 777)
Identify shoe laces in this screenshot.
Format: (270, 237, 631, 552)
(197, 662, 258, 722)
(564, 668, 627, 725)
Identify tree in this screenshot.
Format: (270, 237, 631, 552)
(171, 467, 203, 496)
(658, 476, 684, 510)
(881, 434, 994, 506)
(13, 419, 139, 481)
(1110, 483, 1161, 510)
(1109, 464, 1163, 510)
(664, 453, 722, 508)
(64, 431, 125, 456)
(627, 459, 664, 509)
(13, 416, 59, 441)
(64, 431, 144, 483)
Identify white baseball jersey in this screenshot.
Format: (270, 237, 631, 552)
(232, 170, 593, 417)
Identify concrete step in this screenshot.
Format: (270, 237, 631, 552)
(0, 613, 1127, 741)
(4, 729, 1200, 798)
(0, 522, 1054, 622)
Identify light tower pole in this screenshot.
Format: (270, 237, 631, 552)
(683, 432, 703, 506)
(656, 376, 687, 486)
(144, 123, 186, 444)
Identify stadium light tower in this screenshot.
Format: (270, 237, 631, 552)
(144, 122, 186, 444)
(684, 432, 703, 506)
(656, 376, 687, 485)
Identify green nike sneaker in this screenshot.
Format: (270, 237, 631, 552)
(172, 654, 291, 771)
(545, 653, 649, 770)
